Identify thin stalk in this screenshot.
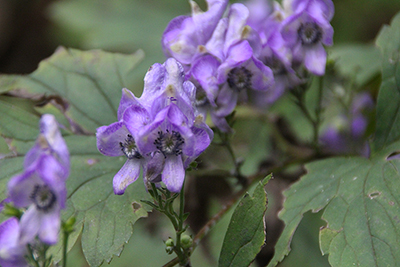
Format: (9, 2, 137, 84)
(313, 75, 324, 148)
(27, 244, 40, 267)
(62, 228, 69, 267)
(217, 132, 246, 186)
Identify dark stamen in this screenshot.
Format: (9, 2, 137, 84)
(298, 22, 323, 45)
(154, 130, 185, 158)
(263, 55, 287, 75)
(30, 185, 57, 212)
(227, 67, 253, 92)
(120, 134, 142, 159)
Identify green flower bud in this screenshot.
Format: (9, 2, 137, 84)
(165, 238, 174, 254)
(180, 234, 193, 250)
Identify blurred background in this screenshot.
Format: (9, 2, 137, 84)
(0, 0, 399, 266)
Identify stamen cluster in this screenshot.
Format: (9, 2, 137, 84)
(154, 130, 185, 158)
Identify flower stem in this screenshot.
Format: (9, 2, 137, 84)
(62, 228, 69, 267)
(27, 244, 40, 267)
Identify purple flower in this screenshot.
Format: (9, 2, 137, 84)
(136, 59, 213, 192)
(7, 114, 69, 245)
(281, 0, 334, 75)
(8, 114, 69, 245)
(97, 89, 151, 195)
(190, 4, 274, 131)
(24, 114, 70, 179)
(0, 218, 27, 267)
(162, 0, 228, 69)
(97, 58, 213, 193)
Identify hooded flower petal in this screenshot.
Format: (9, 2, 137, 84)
(96, 122, 128, 157)
(117, 88, 141, 120)
(113, 159, 142, 195)
(162, 0, 228, 65)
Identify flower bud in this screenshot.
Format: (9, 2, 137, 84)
(165, 238, 174, 254)
(180, 234, 193, 250)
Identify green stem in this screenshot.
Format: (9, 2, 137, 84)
(62, 228, 69, 267)
(27, 244, 40, 267)
(292, 78, 324, 151)
(217, 131, 246, 186)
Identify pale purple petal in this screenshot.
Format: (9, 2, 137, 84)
(162, 16, 198, 65)
(248, 57, 274, 91)
(191, 54, 220, 106)
(191, 0, 229, 42)
(123, 105, 152, 135)
(144, 153, 164, 183)
(162, 155, 185, 193)
(206, 18, 228, 60)
(113, 159, 141, 195)
(304, 43, 326, 75)
(19, 206, 41, 244)
(96, 121, 127, 157)
(217, 41, 253, 84)
(117, 88, 140, 120)
(0, 218, 27, 267)
(39, 211, 61, 245)
(8, 170, 39, 208)
(214, 84, 239, 117)
(224, 3, 250, 54)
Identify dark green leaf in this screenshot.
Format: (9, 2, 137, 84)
(329, 44, 381, 86)
(47, 0, 191, 94)
(218, 175, 271, 267)
(0, 47, 144, 133)
(374, 12, 400, 149)
(268, 142, 400, 267)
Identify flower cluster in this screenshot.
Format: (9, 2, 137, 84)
(96, 58, 213, 194)
(0, 114, 70, 267)
(162, 0, 334, 131)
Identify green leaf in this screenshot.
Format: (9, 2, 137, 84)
(0, 47, 144, 133)
(268, 142, 400, 267)
(0, 48, 151, 266)
(374, 12, 400, 149)
(329, 44, 381, 86)
(47, 0, 191, 94)
(218, 175, 271, 267)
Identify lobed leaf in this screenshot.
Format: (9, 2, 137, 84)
(218, 175, 271, 267)
(269, 11, 400, 267)
(268, 142, 400, 267)
(0, 47, 144, 133)
(329, 44, 381, 86)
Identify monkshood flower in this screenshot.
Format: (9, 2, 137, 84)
(8, 114, 69, 245)
(0, 218, 28, 267)
(97, 58, 213, 193)
(133, 59, 213, 192)
(281, 0, 334, 75)
(191, 3, 274, 131)
(97, 88, 152, 195)
(245, 0, 302, 106)
(162, 0, 228, 70)
(319, 93, 374, 157)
